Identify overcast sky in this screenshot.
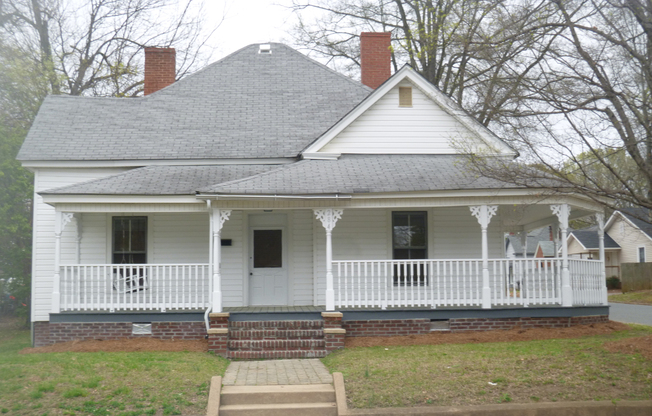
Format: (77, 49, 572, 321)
(205, 0, 306, 59)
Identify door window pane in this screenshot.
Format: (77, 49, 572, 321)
(254, 229, 282, 268)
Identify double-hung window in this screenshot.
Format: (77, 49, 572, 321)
(112, 216, 148, 292)
(392, 211, 427, 285)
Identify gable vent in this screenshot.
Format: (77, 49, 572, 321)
(259, 44, 272, 54)
(399, 87, 412, 107)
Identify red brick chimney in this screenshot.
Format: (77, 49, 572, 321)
(144, 47, 176, 95)
(360, 32, 391, 89)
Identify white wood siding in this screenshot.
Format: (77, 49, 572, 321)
(567, 237, 586, 256)
(320, 81, 490, 154)
(290, 210, 314, 305)
(32, 168, 129, 322)
(221, 211, 245, 307)
(606, 216, 652, 264)
(432, 207, 503, 259)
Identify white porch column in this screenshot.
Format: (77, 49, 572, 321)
(551, 204, 573, 307)
(470, 205, 498, 309)
(52, 210, 73, 313)
(314, 209, 343, 311)
(519, 231, 527, 258)
(596, 212, 608, 305)
(210, 208, 231, 313)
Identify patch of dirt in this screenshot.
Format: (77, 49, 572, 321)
(20, 338, 208, 354)
(604, 335, 652, 360)
(344, 321, 631, 348)
(14, 321, 641, 356)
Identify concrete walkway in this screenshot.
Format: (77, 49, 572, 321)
(222, 359, 333, 386)
(609, 302, 652, 326)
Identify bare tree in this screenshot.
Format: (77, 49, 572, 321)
(291, 0, 562, 126)
(470, 0, 652, 213)
(0, 0, 223, 97)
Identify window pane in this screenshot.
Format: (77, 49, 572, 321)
(113, 218, 129, 252)
(254, 230, 282, 268)
(113, 217, 147, 264)
(130, 218, 147, 252)
(393, 212, 427, 249)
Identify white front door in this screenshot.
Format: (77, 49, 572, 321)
(249, 220, 288, 305)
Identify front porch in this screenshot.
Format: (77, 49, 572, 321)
(43, 193, 611, 321)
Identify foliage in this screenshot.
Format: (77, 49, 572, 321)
(0, 330, 229, 415)
(609, 290, 652, 305)
(323, 326, 652, 408)
(0, 0, 221, 97)
(606, 276, 621, 290)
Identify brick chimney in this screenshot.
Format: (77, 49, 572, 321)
(144, 47, 176, 95)
(360, 32, 391, 89)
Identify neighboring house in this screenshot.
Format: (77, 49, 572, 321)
(534, 241, 556, 259)
(567, 228, 621, 278)
(505, 227, 554, 259)
(18, 34, 609, 357)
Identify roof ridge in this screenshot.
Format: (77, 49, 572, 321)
(40, 166, 155, 194)
(197, 160, 309, 193)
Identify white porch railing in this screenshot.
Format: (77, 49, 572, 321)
(569, 259, 605, 305)
(59, 264, 210, 312)
(333, 258, 605, 309)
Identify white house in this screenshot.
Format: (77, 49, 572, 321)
(18, 34, 609, 357)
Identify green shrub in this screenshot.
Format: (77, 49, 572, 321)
(606, 276, 621, 290)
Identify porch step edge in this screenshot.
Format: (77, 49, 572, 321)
(228, 339, 325, 350)
(228, 320, 323, 329)
(227, 349, 329, 359)
(228, 329, 324, 339)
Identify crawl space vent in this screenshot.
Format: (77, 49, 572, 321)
(132, 323, 152, 335)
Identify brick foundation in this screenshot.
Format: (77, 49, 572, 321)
(449, 315, 609, 332)
(34, 314, 610, 349)
(342, 319, 430, 337)
(33, 321, 205, 347)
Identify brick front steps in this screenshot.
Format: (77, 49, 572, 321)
(228, 320, 329, 359)
(208, 313, 345, 359)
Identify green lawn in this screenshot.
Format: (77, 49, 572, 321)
(322, 325, 652, 408)
(0, 329, 229, 416)
(609, 290, 652, 305)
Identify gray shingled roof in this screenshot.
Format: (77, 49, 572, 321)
(41, 165, 278, 195)
(18, 43, 371, 161)
(536, 241, 556, 257)
(619, 208, 652, 240)
(40, 155, 527, 196)
(505, 227, 552, 257)
(197, 155, 523, 195)
(570, 230, 620, 249)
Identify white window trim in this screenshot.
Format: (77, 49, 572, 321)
(637, 245, 646, 263)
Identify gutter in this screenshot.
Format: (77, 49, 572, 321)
(197, 193, 352, 200)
